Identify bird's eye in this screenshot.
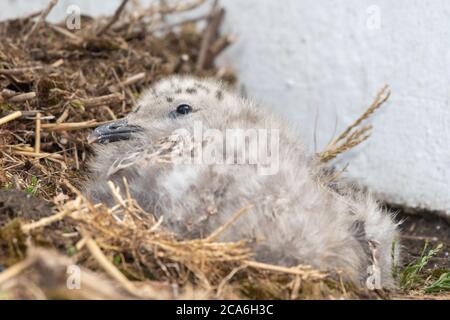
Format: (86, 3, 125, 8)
(176, 104, 192, 115)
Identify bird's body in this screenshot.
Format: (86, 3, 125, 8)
(85, 76, 400, 288)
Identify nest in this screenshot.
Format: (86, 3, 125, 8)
(0, 0, 393, 300)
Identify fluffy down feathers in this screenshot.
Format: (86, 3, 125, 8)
(85, 76, 400, 288)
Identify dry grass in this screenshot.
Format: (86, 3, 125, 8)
(317, 85, 391, 163)
(0, 0, 442, 301)
(0, 183, 368, 300)
(0, 0, 234, 200)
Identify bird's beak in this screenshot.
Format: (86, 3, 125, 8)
(88, 118, 142, 144)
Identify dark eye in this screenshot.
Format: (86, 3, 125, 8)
(176, 104, 192, 115)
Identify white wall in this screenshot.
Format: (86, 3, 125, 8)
(219, 0, 450, 218)
(0, 0, 123, 22)
(2, 0, 449, 217)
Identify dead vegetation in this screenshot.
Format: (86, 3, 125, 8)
(317, 85, 391, 163)
(0, 0, 447, 300)
(1, 185, 344, 300)
(0, 0, 235, 198)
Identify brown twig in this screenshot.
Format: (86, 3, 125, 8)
(205, 204, 254, 242)
(41, 120, 111, 132)
(157, 0, 208, 15)
(0, 66, 44, 75)
(22, 210, 68, 233)
(97, 0, 130, 36)
(78, 93, 124, 108)
(50, 59, 64, 68)
(243, 260, 328, 281)
(209, 35, 234, 60)
(82, 229, 159, 298)
(108, 72, 146, 92)
(216, 265, 247, 297)
(34, 112, 41, 153)
(150, 13, 209, 33)
(0, 111, 22, 126)
(7, 92, 37, 103)
(0, 258, 34, 285)
(10, 149, 65, 165)
(196, 1, 225, 72)
(49, 24, 82, 42)
(24, 0, 59, 42)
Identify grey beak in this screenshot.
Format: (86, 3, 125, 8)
(88, 118, 142, 144)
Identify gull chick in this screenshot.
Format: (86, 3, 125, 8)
(85, 76, 400, 288)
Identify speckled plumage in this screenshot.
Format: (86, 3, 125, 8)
(85, 76, 400, 288)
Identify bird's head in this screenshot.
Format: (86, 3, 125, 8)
(88, 76, 249, 145)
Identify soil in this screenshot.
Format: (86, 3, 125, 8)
(395, 210, 450, 271)
(0, 189, 53, 227)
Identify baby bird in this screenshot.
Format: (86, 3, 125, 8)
(85, 76, 400, 288)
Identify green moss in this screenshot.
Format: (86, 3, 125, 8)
(25, 176, 39, 195)
(70, 99, 85, 110)
(66, 245, 76, 257)
(113, 254, 122, 265)
(0, 102, 13, 113)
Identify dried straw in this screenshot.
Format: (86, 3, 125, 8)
(318, 85, 391, 163)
